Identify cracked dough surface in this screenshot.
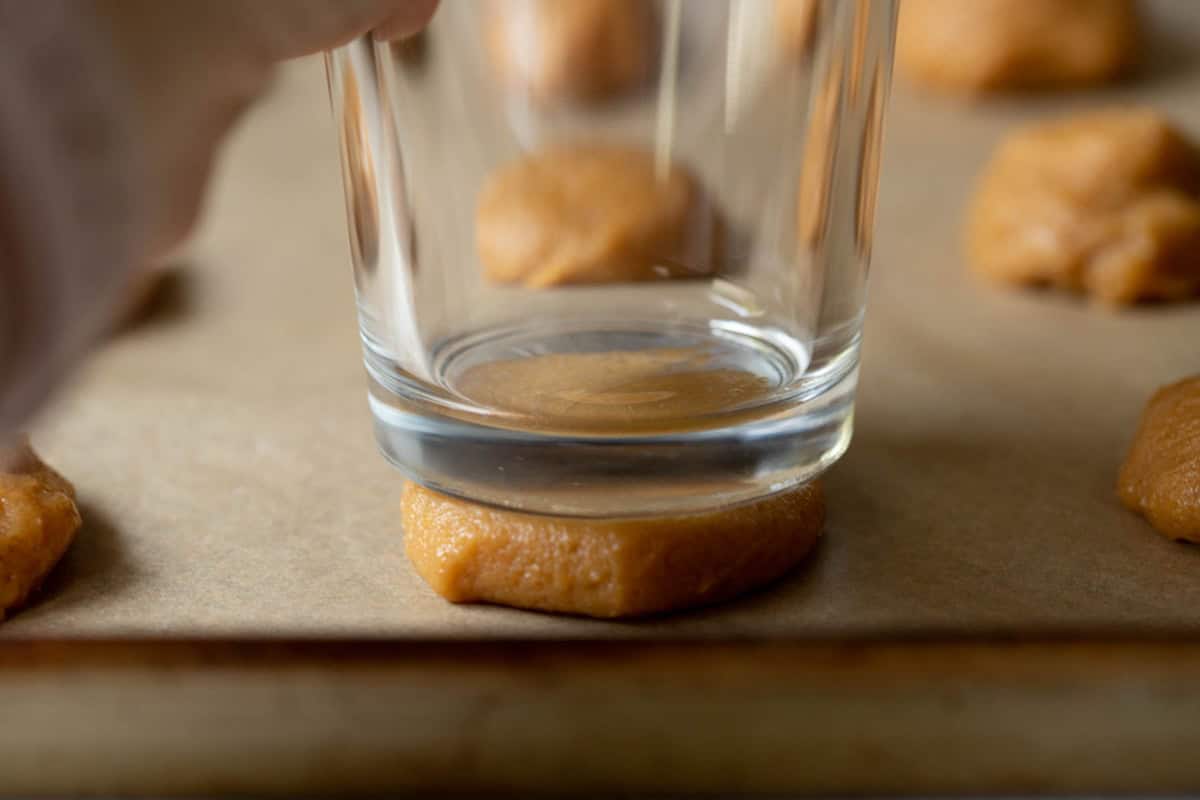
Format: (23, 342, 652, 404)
(966, 108, 1200, 305)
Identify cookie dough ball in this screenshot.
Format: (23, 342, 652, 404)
(1118, 376, 1200, 542)
(402, 480, 824, 618)
(897, 0, 1139, 95)
(776, 0, 817, 56)
(477, 144, 717, 287)
(0, 437, 81, 619)
(966, 108, 1200, 305)
(487, 0, 655, 104)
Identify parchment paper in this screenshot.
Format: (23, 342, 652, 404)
(5, 0, 1200, 640)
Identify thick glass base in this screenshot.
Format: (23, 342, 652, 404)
(365, 317, 856, 517)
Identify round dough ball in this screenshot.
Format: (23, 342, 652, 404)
(0, 437, 81, 619)
(487, 0, 655, 104)
(476, 144, 716, 287)
(402, 480, 825, 618)
(966, 108, 1200, 305)
(897, 0, 1139, 95)
(1118, 376, 1200, 542)
(776, 0, 817, 56)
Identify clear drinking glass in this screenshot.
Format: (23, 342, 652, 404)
(326, 0, 896, 516)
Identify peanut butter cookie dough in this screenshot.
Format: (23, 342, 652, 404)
(454, 347, 772, 434)
(486, 0, 655, 104)
(967, 108, 1200, 305)
(402, 481, 824, 618)
(897, 0, 1138, 95)
(476, 144, 717, 287)
(1119, 376, 1200, 542)
(0, 438, 81, 619)
(776, 0, 817, 56)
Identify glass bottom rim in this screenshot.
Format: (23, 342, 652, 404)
(363, 315, 859, 440)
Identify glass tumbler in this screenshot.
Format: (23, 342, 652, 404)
(326, 0, 896, 517)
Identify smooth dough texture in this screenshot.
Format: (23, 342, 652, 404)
(0, 438, 81, 619)
(402, 481, 825, 618)
(897, 0, 1138, 95)
(966, 108, 1200, 305)
(486, 0, 655, 104)
(776, 0, 817, 56)
(477, 144, 716, 287)
(1118, 376, 1200, 542)
(454, 348, 772, 435)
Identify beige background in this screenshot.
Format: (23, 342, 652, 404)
(4, 0, 1200, 640)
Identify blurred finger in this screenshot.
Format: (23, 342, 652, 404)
(373, 0, 439, 40)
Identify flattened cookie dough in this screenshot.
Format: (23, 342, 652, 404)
(0, 438, 81, 619)
(487, 0, 655, 104)
(897, 0, 1138, 95)
(454, 348, 772, 434)
(477, 144, 717, 287)
(402, 481, 824, 618)
(967, 108, 1200, 305)
(1118, 376, 1200, 542)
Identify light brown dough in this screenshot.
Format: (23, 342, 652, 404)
(454, 347, 772, 434)
(0, 438, 81, 620)
(897, 0, 1139, 95)
(966, 108, 1200, 305)
(486, 0, 655, 104)
(1118, 376, 1200, 542)
(402, 480, 824, 618)
(476, 144, 716, 287)
(776, 0, 817, 56)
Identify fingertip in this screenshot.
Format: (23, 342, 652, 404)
(373, 0, 439, 41)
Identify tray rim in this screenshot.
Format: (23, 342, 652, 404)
(5, 635, 1200, 795)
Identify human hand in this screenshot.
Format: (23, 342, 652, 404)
(92, 0, 438, 259)
(0, 1, 436, 433)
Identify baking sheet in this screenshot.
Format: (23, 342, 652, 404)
(5, 0, 1200, 640)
